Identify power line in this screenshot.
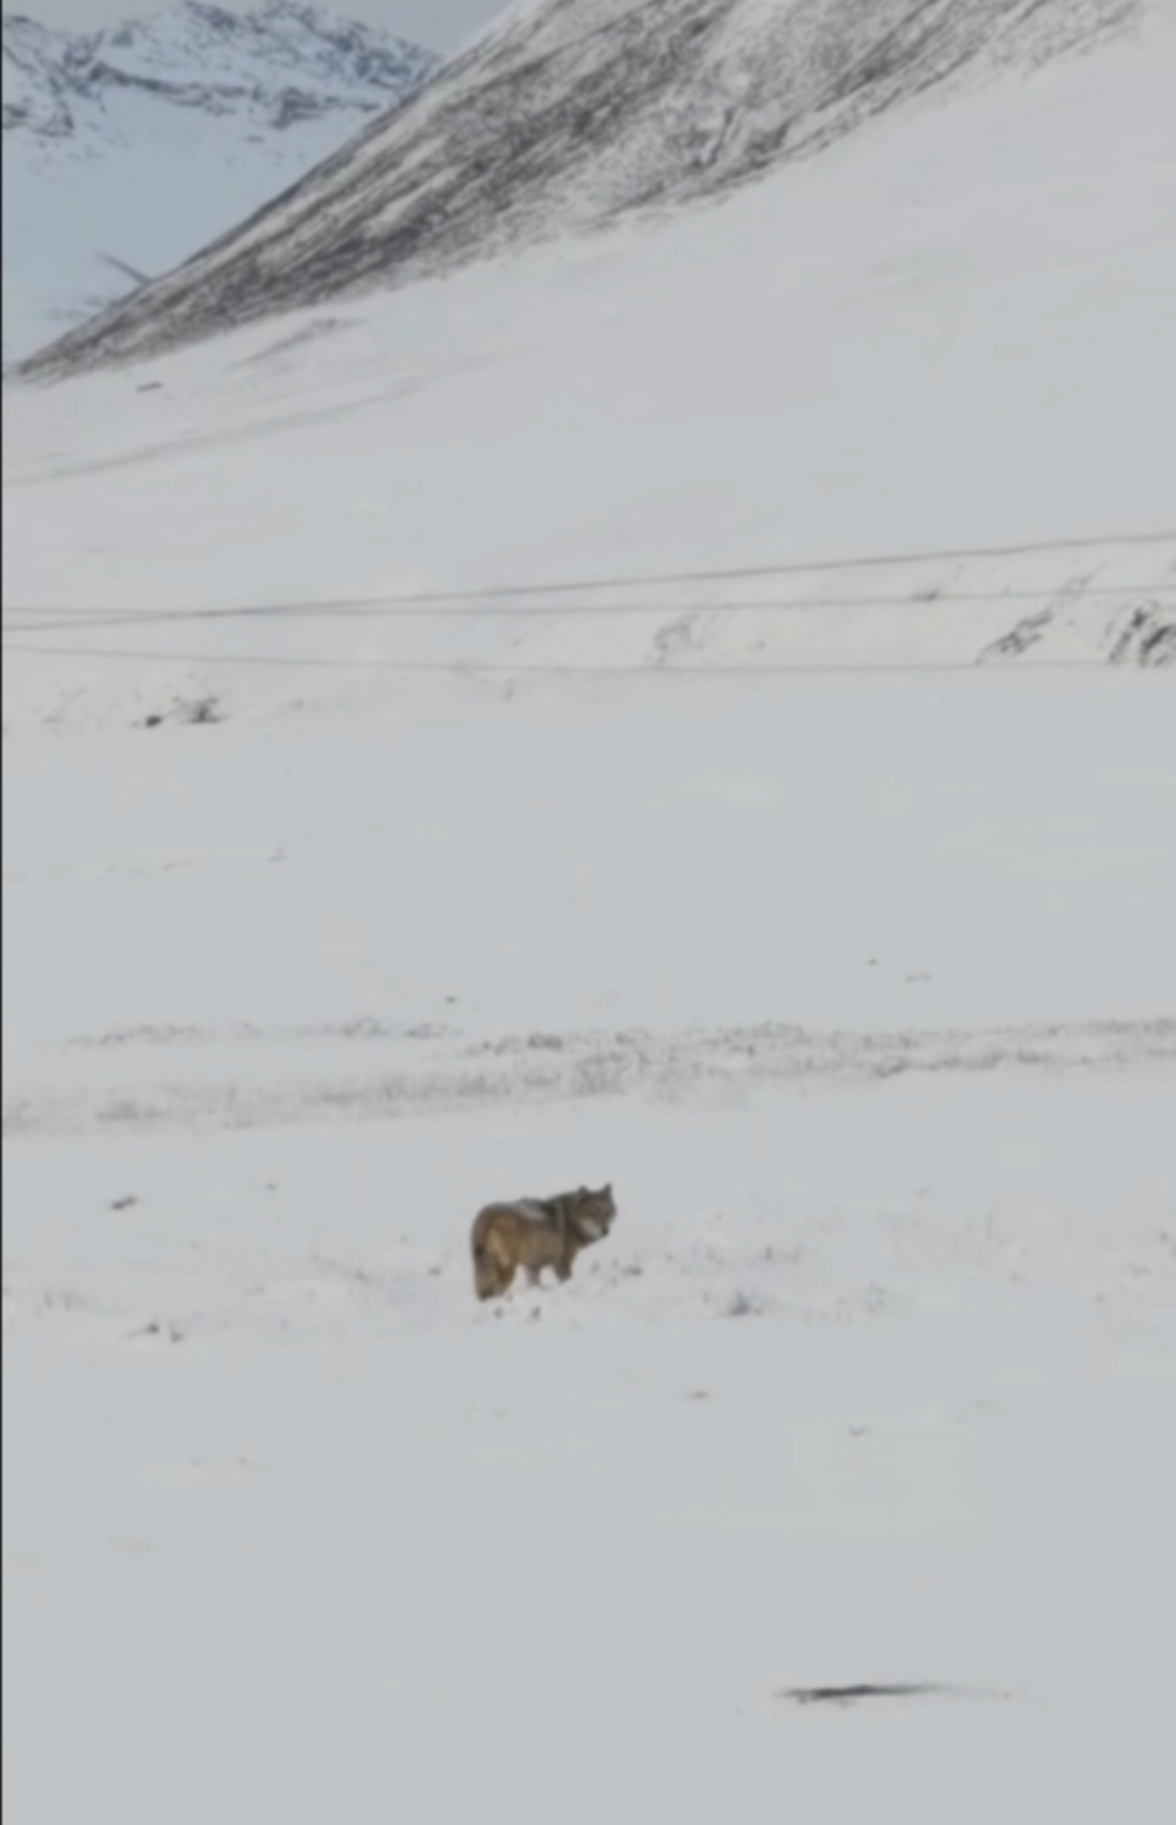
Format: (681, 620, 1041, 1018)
(0, 639, 1141, 678)
(3, 527, 1173, 625)
(4, 581, 1174, 636)
(5, 530, 1170, 677)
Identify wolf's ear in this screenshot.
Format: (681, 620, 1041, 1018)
(603, 1183, 612, 1195)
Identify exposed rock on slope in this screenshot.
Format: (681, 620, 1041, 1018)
(20, 0, 1138, 376)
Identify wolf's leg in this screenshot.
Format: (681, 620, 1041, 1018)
(473, 1245, 496, 1300)
(526, 1265, 542, 1288)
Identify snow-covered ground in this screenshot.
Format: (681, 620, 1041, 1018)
(2, 3, 434, 363)
(4, 6, 1175, 1821)
(5, 671, 1175, 1824)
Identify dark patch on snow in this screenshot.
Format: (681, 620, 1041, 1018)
(141, 694, 225, 726)
(781, 1682, 954, 1705)
(978, 602, 1057, 661)
(1107, 602, 1176, 666)
(980, 591, 1176, 666)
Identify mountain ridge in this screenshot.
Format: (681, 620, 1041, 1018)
(3, 2, 435, 140)
(17, 0, 1142, 377)
(2, 2, 436, 361)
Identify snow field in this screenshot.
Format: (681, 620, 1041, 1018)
(5, 669, 1175, 1823)
(5, 1082, 1175, 1825)
(4, 8, 1175, 1817)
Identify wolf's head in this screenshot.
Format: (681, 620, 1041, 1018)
(570, 1183, 616, 1242)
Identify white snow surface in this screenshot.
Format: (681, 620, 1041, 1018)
(1, 2, 435, 362)
(4, 10, 1176, 1823)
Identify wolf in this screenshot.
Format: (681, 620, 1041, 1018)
(470, 1184, 617, 1300)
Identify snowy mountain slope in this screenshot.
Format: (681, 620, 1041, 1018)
(4, 0, 1174, 718)
(2, 3, 436, 362)
(19, 0, 1144, 374)
(4, 11, 1174, 1819)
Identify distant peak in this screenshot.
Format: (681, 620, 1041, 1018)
(3, 2, 437, 142)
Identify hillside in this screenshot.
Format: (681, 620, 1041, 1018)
(19, 0, 1140, 375)
(4, 0, 1173, 707)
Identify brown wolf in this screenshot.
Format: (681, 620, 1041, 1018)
(470, 1185, 617, 1300)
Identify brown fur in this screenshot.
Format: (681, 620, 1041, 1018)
(471, 1185, 617, 1300)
